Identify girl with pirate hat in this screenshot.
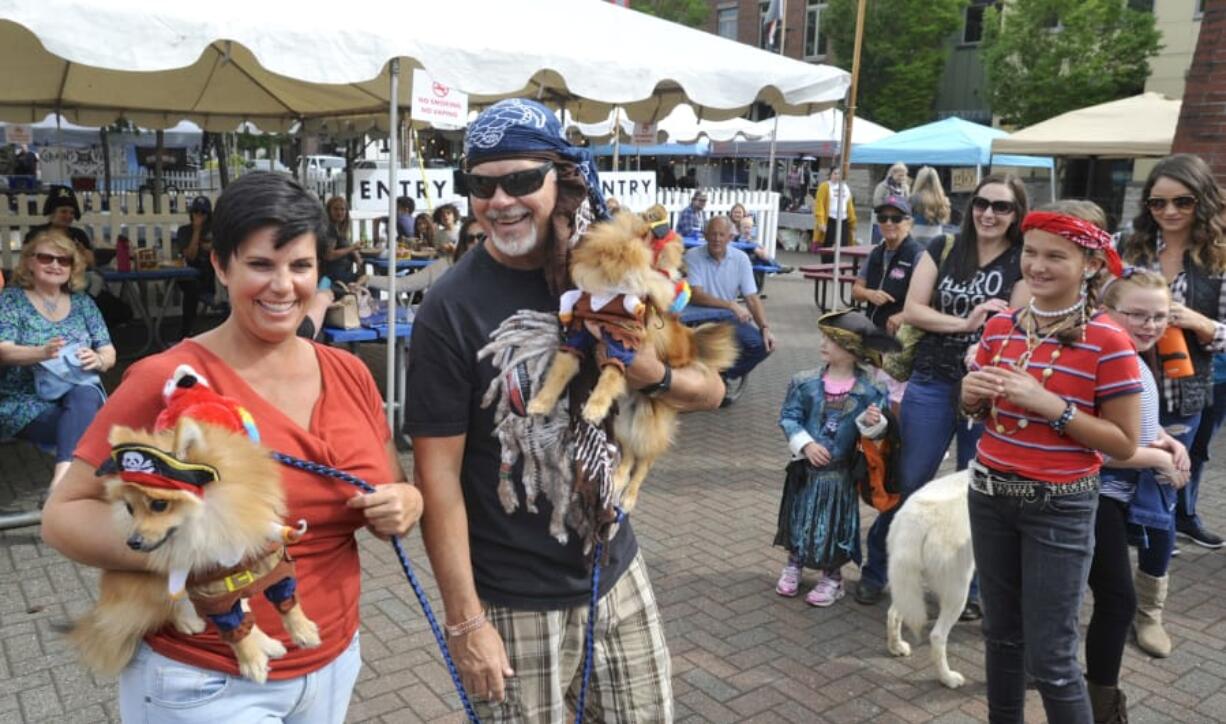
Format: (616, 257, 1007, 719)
(774, 309, 898, 607)
(960, 200, 1143, 722)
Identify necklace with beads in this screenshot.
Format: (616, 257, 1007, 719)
(988, 307, 1079, 435)
(36, 291, 62, 316)
(1028, 294, 1085, 320)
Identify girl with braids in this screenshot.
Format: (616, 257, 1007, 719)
(1085, 267, 1191, 722)
(1119, 154, 1226, 558)
(960, 200, 1141, 723)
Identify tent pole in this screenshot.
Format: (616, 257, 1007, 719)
(766, 115, 779, 193)
(612, 106, 621, 175)
(833, 0, 867, 301)
(385, 58, 400, 432)
(975, 164, 981, 184)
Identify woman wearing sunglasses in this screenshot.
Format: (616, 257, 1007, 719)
(1117, 153, 1226, 655)
(0, 230, 114, 490)
(858, 174, 1031, 614)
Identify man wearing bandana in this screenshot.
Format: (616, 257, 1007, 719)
(406, 98, 724, 721)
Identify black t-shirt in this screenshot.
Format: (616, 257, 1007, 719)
(404, 243, 638, 610)
(913, 237, 1023, 379)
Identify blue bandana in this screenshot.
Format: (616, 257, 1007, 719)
(465, 98, 608, 221)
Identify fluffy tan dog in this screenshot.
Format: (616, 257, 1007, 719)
(71, 373, 320, 684)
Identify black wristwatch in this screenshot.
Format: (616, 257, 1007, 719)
(640, 363, 673, 397)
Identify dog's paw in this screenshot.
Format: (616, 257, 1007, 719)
(888, 639, 911, 657)
(525, 397, 553, 416)
(581, 401, 611, 425)
(290, 618, 321, 649)
(238, 653, 271, 685)
(940, 670, 965, 689)
(173, 609, 207, 636)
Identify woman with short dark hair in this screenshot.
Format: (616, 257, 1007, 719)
(42, 172, 422, 721)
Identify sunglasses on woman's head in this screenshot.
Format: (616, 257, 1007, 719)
(464, 161, 554, 200)
(1145, 195, 1197, 212)
(971, 196, 1016, 215)
(34, 252, 73, 267)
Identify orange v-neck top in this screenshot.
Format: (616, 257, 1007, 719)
(76, 339, 393, 680)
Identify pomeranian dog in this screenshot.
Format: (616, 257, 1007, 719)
(528, 212, 737, 511)
(70, 367, 319, 684)
(886, 468, 974, 689)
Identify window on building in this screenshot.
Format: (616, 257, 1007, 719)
(963, 1, 997, 45)
(717, 5, 738, 40)
(804, 1, 828, 59)
(1197, 0, 1205, 17)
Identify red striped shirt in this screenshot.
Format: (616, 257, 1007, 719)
(972, 310, 1142, 483)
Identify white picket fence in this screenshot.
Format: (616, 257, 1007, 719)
(656, 187, 781, 259)
(2, 187, 781, 270)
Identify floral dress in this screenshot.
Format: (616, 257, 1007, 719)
(0, 288, 111, 438)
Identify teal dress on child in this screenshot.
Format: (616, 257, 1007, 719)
(775, 367, 887, 570)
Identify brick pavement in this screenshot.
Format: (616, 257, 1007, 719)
(4, 249, 1226, 722)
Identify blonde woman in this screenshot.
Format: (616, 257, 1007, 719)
(909, 166, 951, 240)
(0, 230, 114, 488)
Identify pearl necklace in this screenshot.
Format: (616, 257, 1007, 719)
(1028, 294, 1086, 320)
(988, 309, 1079, 435)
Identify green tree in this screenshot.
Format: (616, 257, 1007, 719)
(630, 0, 709, 28)
(981, 0, 1161, 127)
(825, 0, 967, 130)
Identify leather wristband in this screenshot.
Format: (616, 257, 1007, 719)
(444, 611, 487, 638)
(640, 363, 672, 398)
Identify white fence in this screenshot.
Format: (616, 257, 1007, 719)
(656, 188, 781, 259)
(3, 187, 781, 270)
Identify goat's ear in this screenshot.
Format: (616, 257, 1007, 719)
(173, 418, 207, 461)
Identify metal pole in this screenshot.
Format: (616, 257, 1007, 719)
(385, 59, 399, 432)
(832, 0, 868, 305)
(612, 106, 621, 176)
(766, 0, 786, 194)
(0, 511, 41, 531)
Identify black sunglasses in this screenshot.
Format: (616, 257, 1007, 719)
(1145, 195, 1197, 212)
(877, 213, 907, 225)
(464, 161, 554, 200)
(971, 196, 1016, 215)
(34, 252, 73, 267)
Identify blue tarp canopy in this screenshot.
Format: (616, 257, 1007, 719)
(851, 117, 1052, 169)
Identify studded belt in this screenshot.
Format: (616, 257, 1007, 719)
(969, 460, 1099, 499)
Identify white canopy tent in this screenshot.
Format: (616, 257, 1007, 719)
(991, 92, 1181, 157)
(709, 109, 893, 158)
(1, 0, 850, 431)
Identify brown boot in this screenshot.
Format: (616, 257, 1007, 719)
(1133, 571, 1171, 658)
(1087, 679, 1129, 723)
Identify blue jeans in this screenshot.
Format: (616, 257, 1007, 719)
(1186, 381, 1226, 526)
(725, 319, 769, 380)
(17, 385, 105, 463)
(118, 633, 361, 723)
(970, 487, 1097, 724)
(1161, 411, 1204, 526)
(861, 371, 983, 590)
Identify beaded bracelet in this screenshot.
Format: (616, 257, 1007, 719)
(444, 610, 487, 638)
(1049, 401, 1078, 435)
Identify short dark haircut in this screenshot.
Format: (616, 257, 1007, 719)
(396, 196, 416, 214)
(210, 172, 328, 269)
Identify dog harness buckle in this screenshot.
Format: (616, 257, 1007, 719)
(224, 569, 256, 592)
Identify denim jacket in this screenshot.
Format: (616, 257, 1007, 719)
(779, 366, 888, 466)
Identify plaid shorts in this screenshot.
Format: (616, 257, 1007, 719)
(476, 552, 673, 723)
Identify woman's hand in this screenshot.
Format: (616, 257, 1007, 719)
(76, 346, 103, 371)
(960, 369, 1000, 408)
(886, 312, 905, 336)
(802, 442, 832, 467)
(1156, 450, 1190, 490)
(452, 624, 515, 702)
(1169, 302, 1217, 342)
(864, 289, 895, 307)
(963, 298, 1009, 333)
(42, 337, 65, 361)
(346, 482, 423, 540)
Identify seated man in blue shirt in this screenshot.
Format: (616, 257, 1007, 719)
(684, 216, 776, 396)
(675, 191, 708, 237)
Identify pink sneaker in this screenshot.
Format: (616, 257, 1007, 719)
(775, 563, 801, 597)
(805, 574, 844, 607)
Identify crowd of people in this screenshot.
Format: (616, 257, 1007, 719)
(3, 93, 1224, 723)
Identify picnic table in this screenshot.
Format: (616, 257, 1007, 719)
(100, 266, 200, 358)
(800, 245, 872, 311)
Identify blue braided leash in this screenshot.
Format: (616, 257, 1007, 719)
(272, 452, 480, 724)
(573, 508, 625, 724)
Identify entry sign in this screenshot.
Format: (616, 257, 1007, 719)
(410, 69, 469, 128)
(352, 168, 459, 212)
(632, 122, 658, 146)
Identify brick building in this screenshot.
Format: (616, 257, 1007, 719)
(1172, 0, 1225, 185)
